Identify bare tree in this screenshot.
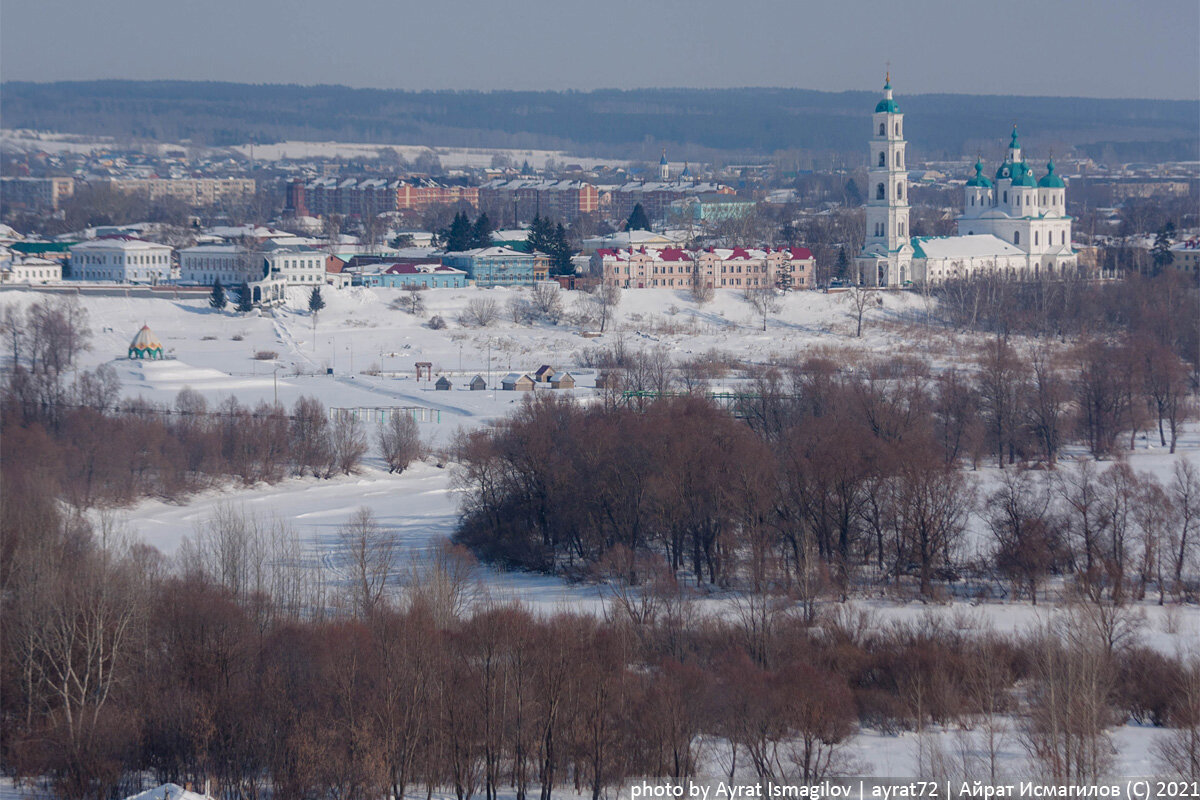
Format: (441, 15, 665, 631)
(337, 507, 397, 617)
(1153, 654, 1200, 779)
(744, 287, 781, 331)
(530, 282, 564, 323)
(846, 284, 877, 337)
(590, 280, 622, 333)
(459, 296, 500, 328)
(379, 412, 422, 474)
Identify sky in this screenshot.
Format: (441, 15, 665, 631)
(2, 0, 1198, 100)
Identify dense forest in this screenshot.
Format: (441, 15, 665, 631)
(3, 81, 1197, 162)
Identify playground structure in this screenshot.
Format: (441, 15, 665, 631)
(328, 405, 441, 424)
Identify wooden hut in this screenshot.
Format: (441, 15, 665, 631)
(550, 372, 576, 389)
(435, 376, 453, 391)
(501, 372, 535, 391)
(469, 374, 487, 391)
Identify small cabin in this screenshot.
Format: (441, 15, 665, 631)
(533, 364, 556, 383)
(501, 372, 535, 391)
(469, 374, 487, 391)
(435, 376, 453, 391)
(550, 372, 575, 389)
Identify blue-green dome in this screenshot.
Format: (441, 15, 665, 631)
(966, 159, 993, 188)
(1009, 127, 1020, 150)
(995, 160, 1033, 184)
(875, 98, 900, 113)
(1038, 159, 1065, 188)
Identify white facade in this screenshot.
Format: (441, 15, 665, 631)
(2, 256, 62, 284)
(857, 79, 1077, 286)
(263, 246, 326, 286)
(178, 243, 263, 286)
(69, 237, 172, 283)
(857, 77, 914, 286)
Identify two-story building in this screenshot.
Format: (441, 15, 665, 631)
(69, 237, 172, 283)
(441, 246, 549, 288)
(360, 262, 470, 288)
(594, 246, 815, 290)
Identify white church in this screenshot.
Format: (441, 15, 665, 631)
(856, 77, 1078, 287)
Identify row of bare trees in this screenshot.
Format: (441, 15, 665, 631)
(4, 492, 1198, 798)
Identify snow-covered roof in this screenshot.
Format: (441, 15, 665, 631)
(444, 246, 531, 258)
(71, 236, 170, 252)
(910, 234, 1024, 260)
(596, 246, 813, 262)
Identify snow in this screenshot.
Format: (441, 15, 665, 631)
(6, 283, 1198, 778)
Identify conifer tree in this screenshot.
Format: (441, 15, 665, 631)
(470, 213, 494, 249)
(1152, 222, 1175, 273)
(626, 203, 650, 231)
(236, 282, 253, 313)
(209, 278, 227, 310)
(527, 214, 555, 255)
(444, 211, 473, 252)
(550, 222, 574, 276)
(308, 286, 326, 316)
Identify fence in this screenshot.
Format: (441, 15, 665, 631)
(327, 406, 441, 424)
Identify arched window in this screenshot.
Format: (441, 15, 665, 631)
(896, 182, 903, 200)
(1003, 191, 1008, 203)
(1014, 231, 1020, 245)
(899, 221, 905, 236)
(879, 123, 885, 136)
(896, 123, 901, 136)
(877, 183, 885, 200)
(1034, 231, 1038, 245)
(879, 152, 886, 167)
(971, 196, 976, 206)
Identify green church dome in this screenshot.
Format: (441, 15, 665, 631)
(1038, 159, 1065, 188)
(875, 98, 900, 113)
(966, 159, 993, 188)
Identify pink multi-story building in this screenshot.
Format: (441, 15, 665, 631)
(594, 246, 815, 290)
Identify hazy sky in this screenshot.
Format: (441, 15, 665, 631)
(3, 0, 1198, 100)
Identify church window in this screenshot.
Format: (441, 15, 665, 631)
(876, 183, 885, 200)
(899, 221, 905, 236)
(897, 182, 903, 200)
(1014, 231, 1020, 245)
(1034, 232, 1038, 245)
(879, 123, 885, 136)
(896, 123, 901, 136)
(879, 152, 886, 167)
(971, 196, 975, 206)
(1003, 191, 1008, 203)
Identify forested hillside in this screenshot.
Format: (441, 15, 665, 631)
(3, 81, 1197, 162)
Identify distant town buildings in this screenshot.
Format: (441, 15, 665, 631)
(441, 246, 550, 287)
(98, 177, 257, 206)
(0, 255, 62, 284)
(0, 177, 75, 212)
(595, 246, 815, 290)
(69, 236, 172, 283)
(359, 262, 469, 289)
(291, 178, 479, 218)
(477, 179, 599, 222)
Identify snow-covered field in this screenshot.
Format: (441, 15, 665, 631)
(5, 284, 1197, 780)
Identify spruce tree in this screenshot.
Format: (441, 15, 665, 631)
(308, 286, 326, 315)
(236, 283, 254, 313)
(470, 212, 494, 249)
(836, 247, 850, 279)
(209, 278, 227, 310)
(527, 214, 555, 255)
(1152, 222, 1175, 273)
(626, 203, 650, 231)
(550, 222, 574, 276)
(444, 211, 473, 252)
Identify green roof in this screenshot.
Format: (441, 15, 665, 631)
(995, 160, 1033, 184)
(1010, 127, 1020, 150)
(966, 159, 993, 188)
(1038, 159, 1065, 188)
(911, 238, 927, 259)
(11, 241, 75, 254)
(875, 98, 900, 113)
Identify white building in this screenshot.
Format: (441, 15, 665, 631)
(856, 78, 1078, 286)
(178, 243, 261, 286)
(262, 243, 327, 286)
(69, 236, 172, 283)
(1, 256, 62, 284)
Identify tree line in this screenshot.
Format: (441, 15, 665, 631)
(3, 494, 1198, 798)
(455, 331, 1197, 602)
